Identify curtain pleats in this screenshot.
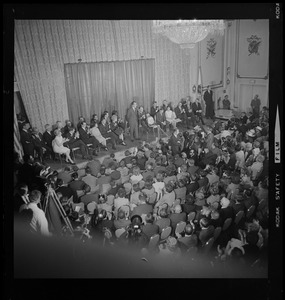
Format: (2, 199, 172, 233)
(14, 20, 190, 132)
(64, 59, 155, 125)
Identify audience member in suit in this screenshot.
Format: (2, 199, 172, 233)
(150, 101, 159, 119)
(177, 223, 198, 252)
(192, 98, 205, 125)
(219, 197, 236, 224)
(63, 120, 75, 136)
(17, 154, 36, 190)
(20, 122, 35, 158)
(64, 127, 90, 159)
(181, 194, 197, 215)
(208, 210, 223, 228)
(56, 178, 78, 203)
(42, 124, 56, 160)
(14, 183, 30, 213)
(168, 128, 183, 156)
(197, 217, 215, 247)
(57, 166, 73, 185)
(154, 207, 171, 234)
(79, 184, 98, 206)
(184, 97, 195, 128)
(169, 204, 187, 234)
(78, 121, 99, 156)
(174, 102, 187, 126)
(126, 101, 139, 142)
(156, 107, 167, 131)
(130, 194, 153, 218)
(31, 127, 52, 162)
(81, 166, 98, 193)
(76, 116, 86, 131)
(68, 172, 86, 197)
(141, 212, 159, 239)
(114, 210, 131, 230)
(98, 118, 118, 150)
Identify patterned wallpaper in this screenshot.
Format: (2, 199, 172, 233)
(14, 20, 190, 132)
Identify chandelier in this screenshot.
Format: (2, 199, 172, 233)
(152, 20, 225, 50)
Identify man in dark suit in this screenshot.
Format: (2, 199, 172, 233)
(192, 98, 205, 125)
(78, 121, 99, 156)
(141, 212, 159, 239)
(63, 127, 90, 159)
(126, 101, 139, 142)
(31, 127, 52, 162)
(168, 128, 183, 156)
(20, 123, 35, 158)
(169, 204, 187, 234)
(156, 107, 167, 131)
(203, 85, 215, 119)
(98, 118, 118, 150)
(150, 101, 159, 119)
(42, 124, 56, 160)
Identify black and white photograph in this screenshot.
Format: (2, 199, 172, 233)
(3, 3, 282, 300)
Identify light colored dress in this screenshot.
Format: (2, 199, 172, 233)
(89, 126, 106, 145)
(52, 136, 69, 154)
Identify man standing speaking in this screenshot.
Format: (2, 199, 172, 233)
(127, 100, 139, 142)
(203, 85, 215, 120)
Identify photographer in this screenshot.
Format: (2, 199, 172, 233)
(118, 215, 149, 250)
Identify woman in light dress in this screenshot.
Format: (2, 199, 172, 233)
(165, 106, 180, 129)
(52, 129, 74, 164)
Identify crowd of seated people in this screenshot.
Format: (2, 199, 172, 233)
(18, 110, 132, 164)
(14, 104, 269, 273)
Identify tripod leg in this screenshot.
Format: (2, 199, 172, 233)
(50, 189, 74, 235)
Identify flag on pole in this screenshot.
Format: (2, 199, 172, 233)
(198, 66, 205, 114)
(14, 105, 24, 160)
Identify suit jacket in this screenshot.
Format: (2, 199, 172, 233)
(68, 180, 85, 191)
(198, 225, 215, 246)
(192, 102, 202, 115)
(43, 131, 54, 148)
(20, 130, 34, 155)
(169, 212, 187, 231)
(78, 127, 91, 144)
(168, 134, 182, 154)
(203, 90, 213, 105)
(32, 133, 45, 148)
(141, 223, 159, 239)
(98, 123, 110, 137)
(126, 107, 138, 127)
(156, 111, 166, 125)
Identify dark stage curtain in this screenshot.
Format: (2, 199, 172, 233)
(64, 59, 155, 124)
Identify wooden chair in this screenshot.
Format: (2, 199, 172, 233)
(187, 211, 196, 222)
(175, 221, 187, 235)
(246, 205, 256, 220)
(54, 152, 65, 166)
(234, 210, 245, 226)
(213, 226, 222, 241)
(160, 226, 172, 241)
(148, 234, 160, 250)
(71, 147, 81, 163)
(222, 217, 232, 231)
(202, 237, 215, 255)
